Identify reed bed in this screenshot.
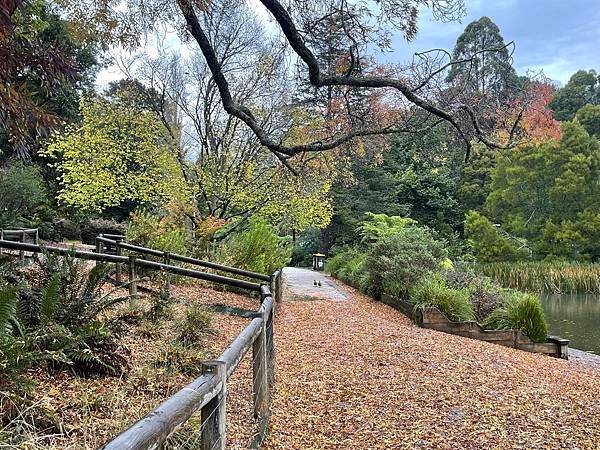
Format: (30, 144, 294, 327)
(478, 262, 600, 294)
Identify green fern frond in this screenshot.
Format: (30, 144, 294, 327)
(0, 287, 18, 332)
(40, 274, 61, 324)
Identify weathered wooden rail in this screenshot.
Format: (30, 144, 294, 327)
(101, 282, 279, 450)
(0, 238, 284, 448)
(0, 239, 263, 292)
(95, 234, 272, 283)
(0, 228, 39, 260)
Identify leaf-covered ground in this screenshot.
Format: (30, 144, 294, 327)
(265, 270, 600, 449)
(1, 280, 260, 449)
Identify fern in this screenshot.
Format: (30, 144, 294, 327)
(40, 274, 61, 324)
(0, 286, 18, 332)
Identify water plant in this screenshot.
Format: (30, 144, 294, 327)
(479, 261, 600, 294)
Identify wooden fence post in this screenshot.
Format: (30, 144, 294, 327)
(19, 230, 25, 261)
(163, 251, 171, 296)
(200, 360, 227, 450)
(128, 255, 138, 297)
(115, 242, 122, 283)
(252, 311, 269, 420)
(1, 230, 4, 255)
(96, 235, 104, 267)
(266, 298, 275, 387)
(34, 229, 39, 245)
(277, 271, 283, 303)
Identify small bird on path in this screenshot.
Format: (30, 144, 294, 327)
(318, 281, 322, 287)
(313, 280, 317, 286)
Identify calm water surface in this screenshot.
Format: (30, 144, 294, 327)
(541, 293, 600, 354)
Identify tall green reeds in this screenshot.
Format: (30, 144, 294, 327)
(478, 262, 600, 294)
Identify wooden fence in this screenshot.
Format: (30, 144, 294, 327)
(0, 228, 39, 260)
(0, 238, 283, 449)
(95, 234, 272, 283)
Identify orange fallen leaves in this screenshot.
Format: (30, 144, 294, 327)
(264, 277, 600, 449)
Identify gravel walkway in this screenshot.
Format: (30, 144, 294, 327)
(264, 270, 600, 449)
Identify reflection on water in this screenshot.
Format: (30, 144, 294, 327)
(541, 293, 600, 354)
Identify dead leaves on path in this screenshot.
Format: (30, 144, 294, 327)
(265, 285, 600, 449)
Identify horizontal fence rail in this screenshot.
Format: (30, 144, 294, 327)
(100, 284, 278, 450)
(0, 228, 39, 260)
(96, 235, 272, 282)
(0, 240, 262, 292)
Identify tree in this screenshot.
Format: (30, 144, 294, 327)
(575, 103, 600, 137)
(457, 143, 496, 213)
(464, 211, 529, 262)
(322, 125, 462, 250)
(0, 0, 98, 161)
(0, 162, 48, 227)
(41, 98, 190, 213)
(113, 1, 336, 233)
(55, 0, 538, 164)
(446, 16, 519, 99)
(550, 70, 600, 121)
(484, 121, 600, 259)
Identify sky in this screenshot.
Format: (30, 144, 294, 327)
(96, 0, 600, 88)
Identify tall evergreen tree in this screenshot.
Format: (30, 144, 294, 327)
(550, 70, 600, 121)
(446, 16, 519, 99)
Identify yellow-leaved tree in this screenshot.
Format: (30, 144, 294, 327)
(42, 98, 190, 212)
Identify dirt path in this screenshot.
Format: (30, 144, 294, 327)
(284, 267, 347, 301)
(264, 269, 600, 449)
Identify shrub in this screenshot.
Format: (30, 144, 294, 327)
(176, 305, 214, 347)
(0, 253, 131, 377)
(81, 218, 126, 245)
(216, 220, 290, 274)
(126, 208, 189, 255)
(154, 341, 205, 376)
(409, 274, 475, 322)
(365, 224, 446, 298)
(443, 267, 503, 322)
(52, 218, 81, 241)
(324, 251, 348, 276)
(358, 212, 416, 244)
(325, 247, 371, 292)
(0, 163, 48, 229)
(482, 291, 548, 343)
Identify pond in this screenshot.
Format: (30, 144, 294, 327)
(541, 293, 600, 355)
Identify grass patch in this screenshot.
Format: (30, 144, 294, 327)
(409, 274, 475, 322)
(479, 261, 600, 294)
(482, 291, 548, 343)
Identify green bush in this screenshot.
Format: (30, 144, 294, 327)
(482, 291, 548, 342)
(81, 218, 126, 244)
(409, 274, 475, 322)
(443, 267, 503, 322)
(126, 209, 189, 255)
(325, 247, 372, 293)
(0, 253, 130, 378)
(365, 224, 446, 298)
(216, 220, 290, 274)
(0, 163, 48, 229)
(358, 212, 416, 244)
(176, 305, 214, 347)
(325, 251, 347, 276)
